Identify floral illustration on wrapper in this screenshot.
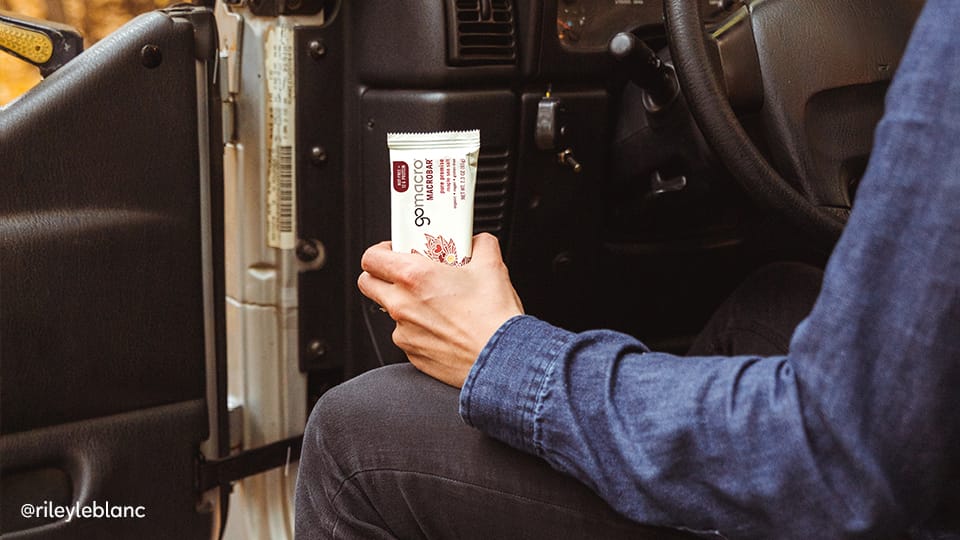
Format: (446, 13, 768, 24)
(412, 233, 472, 266)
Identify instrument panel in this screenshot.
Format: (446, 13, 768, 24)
(557, 0, 729, 50)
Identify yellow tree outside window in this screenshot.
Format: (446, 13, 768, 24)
(0, 0, 176, 106)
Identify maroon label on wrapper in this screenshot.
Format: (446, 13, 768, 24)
(393, 161, 409, 192)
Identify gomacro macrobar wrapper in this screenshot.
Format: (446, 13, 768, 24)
(388, 130, 480, 266)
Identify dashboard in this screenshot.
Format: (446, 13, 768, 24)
(557, 0, 730, 50)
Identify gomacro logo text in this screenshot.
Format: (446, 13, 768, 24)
(412, 159, 435, 227)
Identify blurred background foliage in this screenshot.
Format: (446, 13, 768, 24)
(1, 0, 177, 105)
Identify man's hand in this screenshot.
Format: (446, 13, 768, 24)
(357, 233, 524, 388)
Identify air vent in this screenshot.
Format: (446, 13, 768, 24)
(448, 0, 517, 66)
(473, 149, 511, 235)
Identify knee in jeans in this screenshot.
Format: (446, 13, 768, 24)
(302, 383, 344, 461)
(303, 376, 366, 467)
(301, 364, 414, 468)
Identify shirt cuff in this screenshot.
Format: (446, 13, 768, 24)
(458, 315, 574, 456)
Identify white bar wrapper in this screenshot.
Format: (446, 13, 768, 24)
(387, 130, 480, 266)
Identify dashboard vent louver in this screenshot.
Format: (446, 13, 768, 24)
(448, 0, 517, 66)
(473, 149, 511, 235)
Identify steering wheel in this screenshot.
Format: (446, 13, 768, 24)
(663, 0, 923, 246)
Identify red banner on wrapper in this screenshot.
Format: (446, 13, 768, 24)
(393, 161, 409, 192)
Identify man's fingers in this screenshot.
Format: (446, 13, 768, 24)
(360, 241, 431, 284)
(357, 271, 392, 310)
(359, 241, 392, 275)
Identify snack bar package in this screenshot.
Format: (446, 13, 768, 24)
(387, 130, 480, 266)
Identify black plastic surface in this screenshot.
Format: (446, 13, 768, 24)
(747, 0, 921, 209)
(0, 11, 209, 434)
(0, 9, 220, 539)
(0, 468, 72, 532)
(0, 401, 211, 538)
(508, 90, 608, 330)
(347, 1, 520, 86)
(295, 25, 348, 400)
(247, 0, 326, 17)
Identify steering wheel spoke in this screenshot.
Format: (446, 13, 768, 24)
(711, 5, 763, 113)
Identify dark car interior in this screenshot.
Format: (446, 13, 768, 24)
(0, 0, 923, 537)
(325, 0, 919, 392)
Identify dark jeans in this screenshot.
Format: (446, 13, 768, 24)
(295, 262, 823, 539)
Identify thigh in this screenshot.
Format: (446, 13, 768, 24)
(296, 363, 696, 540)
(688, 262, 824, 357)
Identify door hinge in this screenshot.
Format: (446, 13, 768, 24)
(215, 0, 243, 143)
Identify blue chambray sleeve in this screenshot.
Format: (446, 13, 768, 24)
(459, 1, 960, 538)
(459, 315, 582, 455)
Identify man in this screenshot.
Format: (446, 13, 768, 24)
(295, 1, 960, 538)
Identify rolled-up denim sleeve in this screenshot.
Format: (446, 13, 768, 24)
(459, 315, 576, 454)
(460, 320, 822, 537)
(459, 1, 960, 538)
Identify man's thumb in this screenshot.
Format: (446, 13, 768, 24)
(470, 233, 502, 261)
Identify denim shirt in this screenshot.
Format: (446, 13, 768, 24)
(459, 1, 960, 538)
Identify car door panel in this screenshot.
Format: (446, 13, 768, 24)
(0, 401, 208, 538)
(0, 8, 224, 538)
